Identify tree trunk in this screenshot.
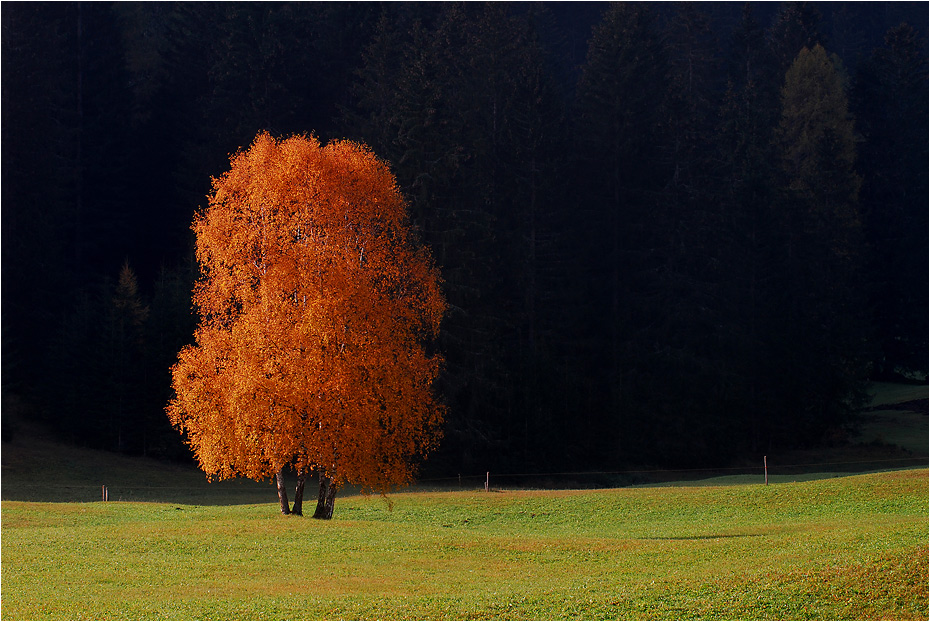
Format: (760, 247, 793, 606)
(276, 468, 290, 515)
(292, 470, 308, 516)
(312, 474, 337, 520)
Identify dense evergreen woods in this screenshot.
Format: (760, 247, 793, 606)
(2, 2, 927, 475)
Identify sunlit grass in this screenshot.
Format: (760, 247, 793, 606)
(2, 469, 926, 620)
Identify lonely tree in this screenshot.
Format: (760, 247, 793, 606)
(168, 132, 446, 518)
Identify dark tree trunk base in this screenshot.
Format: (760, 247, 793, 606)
(276, 468, 291, 515)
(313, 475, 337, 520)
(292, 470, 308, 516)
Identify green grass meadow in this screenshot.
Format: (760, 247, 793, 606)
(2, 384, 927, 620)
(2, 469, 927, 620)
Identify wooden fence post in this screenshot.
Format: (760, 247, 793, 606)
(764, 456, 768, 486)
(485, 472, 489, 492)
(102, 485, 108, 501)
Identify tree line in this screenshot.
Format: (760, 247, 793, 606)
(2, 2, 926, 475)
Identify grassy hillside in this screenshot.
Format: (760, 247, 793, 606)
(1, 383, 926, 619)
(0, 390, 274, 504)
(1, 433, 272, 505)
(2, 469, 927, 620)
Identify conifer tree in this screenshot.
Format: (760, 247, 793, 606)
(108, 261, 150, 452)
(574, 2, 670, 462)
(773, 44, 867, 442)
(715, 3, 784, 452)
(854, 24, 929, 376)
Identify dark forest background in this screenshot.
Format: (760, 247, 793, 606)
(2, 2, 927, 477)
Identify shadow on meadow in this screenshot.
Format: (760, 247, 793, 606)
(2, 385, 926, 505)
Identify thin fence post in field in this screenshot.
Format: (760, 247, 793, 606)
(102, 485, 108, 501)
(764, 456, 768, 486)
(485, 472, 489, 492)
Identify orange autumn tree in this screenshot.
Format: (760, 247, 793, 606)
(167, 132, 446, 519)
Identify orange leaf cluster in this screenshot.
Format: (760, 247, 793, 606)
(167, 132, 446, 492)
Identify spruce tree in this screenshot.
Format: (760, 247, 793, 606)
(574, 2, 671, 463)
(853, 24, 929, 376)
(773, 44, 868, 444)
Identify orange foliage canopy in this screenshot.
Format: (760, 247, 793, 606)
(167, 132, 446, 492)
